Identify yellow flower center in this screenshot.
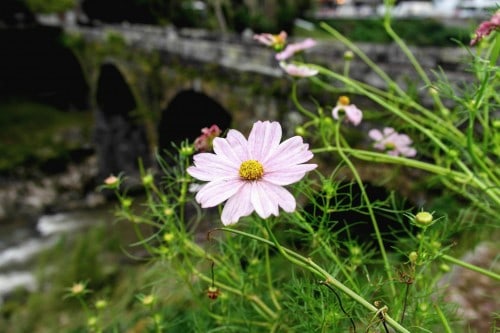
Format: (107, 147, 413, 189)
(338, 96, 350, 106)
(385, 142, 396, 150)
(239, 160, 264, 180)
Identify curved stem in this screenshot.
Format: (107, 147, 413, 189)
(262, 226, 282, 311)
(291, 80, 317, 119)
(440, 254, 500, 281)
(333, 122, 396, 296)
(219, 227, 410, 333)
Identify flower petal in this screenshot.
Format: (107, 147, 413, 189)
(264, 137, 314, 171)
(195, 179, 244, 208)
(251, 182, 279, 219)
(213, 135, 245, 165)
(263, 164, 317, 185)
(261, 182, 296, 212)
(332, 106, 341, 120)
(400, 147, 417, 157)
(248, 121, 282, 161)
(188, 153, 238, 181)
(220, 185, 254, 225)
(226, 129, 250, 161)
(346, 105, 363, 126)
(368, 129, 383, 141)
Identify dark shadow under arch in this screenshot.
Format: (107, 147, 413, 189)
(94, 63, 150, 183)
(158, 89, 232, 157)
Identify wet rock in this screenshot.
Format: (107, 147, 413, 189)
(440, 242, 500, 332)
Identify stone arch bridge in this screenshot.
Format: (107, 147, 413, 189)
(64, 23, 470, 181)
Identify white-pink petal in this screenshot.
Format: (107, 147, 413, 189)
(251, 182, 279, 219)
(266, 184, 296, 212)
(263, 164, 317, 186)
(275, 38, 317, 61)
(279, 62, 318, 77)
(368, 129, 383, 141)
(248, 121, 282, 161)
(221, 185, 254, 225)
(195, 179, 244, 208)
(264, 137, 313, 169)
(187, 120, 316, 225)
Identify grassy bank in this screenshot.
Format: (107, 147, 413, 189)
(0, 100, 93, 174)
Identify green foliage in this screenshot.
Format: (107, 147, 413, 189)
(23, 0, 76, 14)
(0, 100, 92, 173)
(297, 18, 473, 46)
(3, 9, 499, 333)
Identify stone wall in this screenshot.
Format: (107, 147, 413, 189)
(66, 23, 473, 91)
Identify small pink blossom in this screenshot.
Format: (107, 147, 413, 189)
(187, 121, 317, 225)
(470, 11, 500, 46)
(194, 124, 222, 152)
(253, 31, 287, 51)
(332, 96, 363, 126)
(276, 38, 317, 61)
(369, 127, 417, 157)
(279, 62, 318, 77)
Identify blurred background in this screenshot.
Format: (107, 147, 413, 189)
(0, 0, 495, 332)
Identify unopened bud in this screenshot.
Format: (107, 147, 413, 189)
(415, 211, 433, 227)
(440, 263, 450, 272)
(180, 145, 194, 157)
(142, 174, 153, 186)
(121, 197, 133, 209)
(344, 50, 354, 61)
(295, 126, 306, 136)
(141, 294, 155, 306)
(409, 251, 418, 264)
(163, 233, 174, 242)
(95, 299, 107, 310)
(447, 149, 459, 159)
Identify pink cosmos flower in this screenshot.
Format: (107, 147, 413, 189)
(194, 124, 222, 152)
(470, 11, 500, 46)
(279, 62, 318, 77)
(253, 31, 287, 51)
(368, 127, 417, 157)
(332, 96, 363, 126)
(187, 120, 317, 225)
(276, 38, 317, 61)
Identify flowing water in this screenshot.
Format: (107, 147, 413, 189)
(0, 207, 113, 304)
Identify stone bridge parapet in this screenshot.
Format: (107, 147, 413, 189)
(65, 23, 472, 90)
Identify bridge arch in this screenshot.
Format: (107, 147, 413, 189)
(158, 89, 232, 158)
(93, 62, 151, 183)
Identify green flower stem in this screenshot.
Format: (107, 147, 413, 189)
(313, 64, 452, 153)
(262, 226, 282, 311)
(206, 312, 274, 329)
(382, 17, 436, 96)
(441, 178, 497, 217)
(190, 261, 278, 320)
(312, 146, 462, 179)
(312, 145, 500, 208)
(321, 20, 447, 131)
(434, 303, 453, 333)
(178, 160, 190, 228)
(440, 254, 500, 281)
(220, 227, 411, 333)
(294, 211, 359, 289)
(333, 122, 396, 296)
(489, 33, 500, 66)
(291, 80, 317, 119)
(310, 75, 465, 143)
(183, 236, 278, 320)
(319, 22, 402, 97)
(309, 65, 499, 205)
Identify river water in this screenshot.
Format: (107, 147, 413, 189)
(0, 207, 114, 304)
